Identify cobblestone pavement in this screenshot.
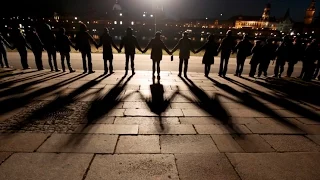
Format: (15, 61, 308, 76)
(1, 69, 320, 180)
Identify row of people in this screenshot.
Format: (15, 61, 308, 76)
(1, 24, 319, 81)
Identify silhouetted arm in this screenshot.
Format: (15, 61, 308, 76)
(22, 36, 32, 50)
(161, 41, 171, 55)
(217, 39, 224, 53)
(134, 37, 143, 53)
(68, 36, 76, 49)
(143, 39, 152, 53)
(1, 35, 12, 49)
(171, 39, 181, 54)
(195, 42, 207, 53)
(188, 39, 196, 53)
(110, 37, 119, 52)
(88, 33, 99, 48)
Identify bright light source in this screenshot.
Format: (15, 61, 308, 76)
(114, 21, 117, 24)
(5, 25, 7, 27)
(120, 21, 123, 25)
(73, 27, 75, 29)
(206, 17, 208, 20)
(220, 13, 223, 16)
(131, 21, 134, 25)
(120, 13, 122, 16)
(87, 21, 89, 24)
(150, 14, 153, 17)
(75, 17, 78, 20)
(143, 14, 146, 17)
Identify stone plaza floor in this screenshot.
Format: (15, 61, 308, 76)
(0, 69, 320, 180)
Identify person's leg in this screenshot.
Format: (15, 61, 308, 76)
(52, 49, 59, 71)
(87, 53, 94, 73)
(239, 58, 246, 76)
(34, 51, 40, 70)
(47, 51, 53, 71)
(287, 62, 294, 77)
(103, 59, 108, 74)
(235, 57, 240, 75)
(204, 65, 208, 76)
(61, 53, 66, 72)
(152, 60, 156, 76)
(264, 60, 271, 76)
(184, 58, 189, 76)
(125, 54, 129, 74)
(219, 55, 224, 76)
(157, 61, 160, 76)
(274, 60, 280, 77)
(81, 52, 87, 73)
(279, 61, 285, 78)
(20, 49, 29, 69)
(223, 53, 231, 76)
(258, 62, 263, 77)
(131, 54, 135, 74)
(178, 58, 183, 76)
(109, 59, 113, 73)
(2, 50, 9, 67)
(313, 62, 320, 79)
(65, 53, 74, 72)
(0, 52, 4, 67)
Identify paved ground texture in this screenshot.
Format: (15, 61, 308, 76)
(0, 68, 320, 180)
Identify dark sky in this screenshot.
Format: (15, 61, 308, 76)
(1, 0, 319, 21)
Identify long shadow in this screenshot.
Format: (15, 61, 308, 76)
(0, 70, 39, 78)
(0, 72, 67, 97)
(0, 71, 52, 88)
(0, 69, 15, 74)
(85, 75, 135, 125)
(11, 74, 112, 132)
(0, 73, 88, 115)
(223, 76, 320, 122)
(206, 77, 301, 129)
(178, 76, 240, 134)
(138, 82, 179, 132)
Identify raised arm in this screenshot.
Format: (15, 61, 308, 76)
(161, 41, 171, 55)
(188, 39, 196, 53)
(143, 39, 152, 53)
(171, 39, 181, 53)
(88, 33, 99, 48)
(195, 42, 207, 53)
(1, 35, 12, 48)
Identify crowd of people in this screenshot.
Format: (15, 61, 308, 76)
(0, 22, 320, 81)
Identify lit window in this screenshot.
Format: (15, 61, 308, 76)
(120, 13, 122, 16)
(131, 21, 134, 25)
(120, 21, 122, 25)
(114, 21, 117, 24)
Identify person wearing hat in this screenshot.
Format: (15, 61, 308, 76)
(26, 27, 45, 70)
(0, 32, 13, 68)
(143, 31, 171, 80)
(194, 34, 219, 77)
(171, 31, 195, 77)
(56, 27, 76, 73)
(119, 27, 143, 75)
(98, 27, 119, 75)
(10, 28, 32, 69)
(75, 22, 99, 74)
(234, 34, 253, 77)
(217, 30, 236, 77)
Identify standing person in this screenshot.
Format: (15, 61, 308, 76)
(119, 27, 143, 75)
(234, 34, 252, 77)
(98, 27, 119, 75)
(314, 61, 320, 79)
(287, 37, 304, 77)
(249, 40, 264, 77)
(143, 31, 171, 80)
(40, 24, 60, 72)
(258, 39, 276, 77)
(26, 28, 45, 70)
(75, 23, 99, 74)
(56, 27, 76, 73)
(171, 32, 195, 77)
(0, 32, 12, 68)
(273, 35, 292, 78)
(10, 28, 32, 69)
(217, 30, 236, 77)
(302, 39, 318, 81)
(195, 34, 219, 77)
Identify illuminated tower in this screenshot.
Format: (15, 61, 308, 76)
(262, 3, 271, 21)
(304, 0, 316, 24)
(113, 0, 122, 11)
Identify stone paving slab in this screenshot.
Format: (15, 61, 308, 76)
(261, 135, 320, 152)
(233, 135, 275, 153)
(77, 124, 139, 134)
(195, 124, 251, 134)
(295, 117, 320, 125)
(179, 117, 223, 125)
(227, 153, 320, 180)
(175, 154, 240, 180)
(229, 117, 260, 124)
(38, 134, 118, 153)
(0, 152, 12, 165)
(115, 135, 160, 154)
(0, 153, 93, 180)
(85, 154, 179, 180)
(0, 133, 49, 152)
(211, 135, 244, 153)
(307, 135, 320, 146)
(245, 123, 305, 134)
(160, 135, 219, 153)
(139, 125, 196, 135)
(114, 117, 180, 125)
(124, 109, 184, 117)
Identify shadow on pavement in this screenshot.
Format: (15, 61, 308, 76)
(0, 70, 39, 78)
(0, 71, 52, 88)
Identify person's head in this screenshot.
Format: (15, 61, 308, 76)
(183, 31, 189, 38)
(208, 34, 215, 42)
(59, 27, 66, 34)
(226, 30, 232, 37)
(79, 23, 88, 32)
(126, 27, 133, 36)
(155, 31, 161, 39)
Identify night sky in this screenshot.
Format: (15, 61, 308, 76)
(1, 0, 319, 21)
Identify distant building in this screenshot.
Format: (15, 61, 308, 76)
(277, 9, 294, 33)
(304, 0, 316, 25)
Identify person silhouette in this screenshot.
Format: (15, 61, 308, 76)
(143, 31, 171, 80)
(258, 39, 277, 77)
(217, 30, 236, 77)
(119, 27, 143, 75)
(26, 28, 45, 71)
(75, 23, 99, 74)
(56, 27, 76, 73)
(0, 32, 12, 68)
(234, 34, 253, 77)
(98, 27, 119, 75)
(273, 35, 292, 78)
(301, 39, 318, 81)
(287, 36, 303, 77)
(40, 24, 60, 72)
(10, 28, 32, 69)
(249, 40, 264, 77)
(171, 32, 195, 77)
(195, 34, 219, 77)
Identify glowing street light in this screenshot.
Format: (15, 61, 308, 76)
(75, 17, 78, 20)
(143, 14, 146, 17)
(120, 13, 123, 16)
(150, 14, 154, 17)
